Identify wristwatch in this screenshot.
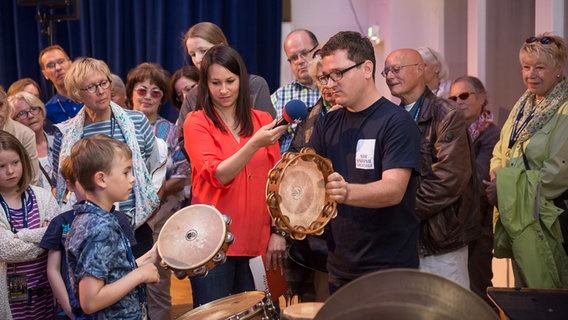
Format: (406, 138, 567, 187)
(270, 226, 288, 237)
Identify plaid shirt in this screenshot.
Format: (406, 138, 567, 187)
(271, 80, 320, 154)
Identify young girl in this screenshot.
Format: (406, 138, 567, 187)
(0, 131, 60, 320)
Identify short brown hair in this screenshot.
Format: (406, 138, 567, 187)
(7, 78, 42, 98)
(125, 62, 170, 107)
(67, 134, 132, 192)
(0, 131, 33, 193)
(38, 45, 70, 69)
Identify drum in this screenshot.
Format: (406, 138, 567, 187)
(178, 291, 277, 320)
(157, 204, 234, 279)
(281, 302, 324, 320)
(314, 269, 499, 320)
(266, 148, 337, 240)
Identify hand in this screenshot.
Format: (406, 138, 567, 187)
(137, 263, 160, 284)
(249, 120, 288, 149)
(326, 172, 349, 203)
(265, 233, 286, 275)
(482, 179, 498, 207)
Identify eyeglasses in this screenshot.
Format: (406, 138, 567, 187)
(135, 87, 164, 99)
(381, 64, 420, 78)
(287, 44, 318, 64)
(525, 36, 556, 45)
(317, 61, 364, 86)
(448, 92, 476, 102)
(176, 84, 197, 102)
(45, 58, 68, 70)
(14, 106, 42, 120)
(80, 80, 111, 94)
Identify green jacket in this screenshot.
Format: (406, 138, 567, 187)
(495, 168, 568, 288)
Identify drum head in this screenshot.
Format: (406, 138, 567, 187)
(314, 269, 499, 320)
(179, 291, 266, 320)
(157, 204, 227, 271)
(278, 157, 326, 228)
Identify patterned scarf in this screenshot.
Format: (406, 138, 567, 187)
(55, 102, 159, 228)
(468, 109, 494, 141)
(512, 78, 568, 144)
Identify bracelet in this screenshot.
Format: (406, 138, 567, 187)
(270, 226, 287, 237)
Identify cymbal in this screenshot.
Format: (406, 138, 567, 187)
(314, 268, 499, 320)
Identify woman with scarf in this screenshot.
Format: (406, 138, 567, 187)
(51, 57, 160, 258)
(449, 76, 499, 307)
(486, 33, 568, 288)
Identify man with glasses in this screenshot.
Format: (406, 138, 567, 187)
(308, 31, 421, 293)
(39, 45, 82, 124)
(384, 48, 479, 289)
(271, 29, 321, 153)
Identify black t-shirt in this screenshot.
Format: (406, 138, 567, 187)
(309, 97, 421, 280)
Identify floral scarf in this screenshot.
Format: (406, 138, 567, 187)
(468, 109, 494, 141)
(511, 78, 568, 144)
(55, 102, 159, 228)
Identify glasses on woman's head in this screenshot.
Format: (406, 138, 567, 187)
(80, 80, 111, 94)
(135, 87, 163, 99)
(525, 36, 557, 45)
(449, 92, 476, 102)
(14, 106, 42, 120)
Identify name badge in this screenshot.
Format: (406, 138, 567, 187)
(8, 273, 28, 302)
(356, 139, 375, 170)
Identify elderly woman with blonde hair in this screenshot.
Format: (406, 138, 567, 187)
(487, 33, 568, 288)
(51, 57, 162, 257)
(8, 92, 54, 189)
(417, 46, 451, 98)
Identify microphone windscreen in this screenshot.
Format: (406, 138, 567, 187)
(282, 99, 308, 123)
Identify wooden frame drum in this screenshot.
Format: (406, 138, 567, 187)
(157, 204, 234, 278)
(178, 291, 277, 320)
(266, 148, 337, 240)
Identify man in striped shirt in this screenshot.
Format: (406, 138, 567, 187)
(271, 29, 321, 154)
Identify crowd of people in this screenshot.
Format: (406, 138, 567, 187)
(0, 21, 567, 319)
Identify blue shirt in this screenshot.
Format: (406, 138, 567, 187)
(40, 209, 136, 319)
(45, 93, 82, 124)
(66, 201, 145, 320)
(309, 97, 421, 281)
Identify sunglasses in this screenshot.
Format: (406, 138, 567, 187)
(449, 92, 476, 102)
(135, 87, 163, 99)
(525, 36, 556, 45)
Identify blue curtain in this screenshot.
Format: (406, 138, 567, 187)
(0, 0, 282, 121)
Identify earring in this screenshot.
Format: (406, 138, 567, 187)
(557, 74, 561, 78)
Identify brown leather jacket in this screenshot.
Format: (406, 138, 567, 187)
(415, 89, 480, 255)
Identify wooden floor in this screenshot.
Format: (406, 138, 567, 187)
(170, 275, 193, 319)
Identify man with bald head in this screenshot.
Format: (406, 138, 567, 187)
(271, 29, 321, 153)
(384, 48, 479, 288)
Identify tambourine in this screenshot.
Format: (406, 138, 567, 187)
(157, 204, 234, 279)
(266, 147, 337, 240)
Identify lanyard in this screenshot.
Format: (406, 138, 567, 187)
(508, 101, 536, 149)
(0, 191, 29, 233)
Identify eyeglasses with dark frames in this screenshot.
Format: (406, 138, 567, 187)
(135, 86, 164, 99)
(318, 61, 365, 86)
(525, 36, 557, 45)
(14, 106, 42, 120)
(80, 80, 111, 94)
(381, 64, 420, 78)
(448, 92, 476, 102)
(287, 44, 318, 64)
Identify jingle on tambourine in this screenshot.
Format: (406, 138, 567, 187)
(157, 204, 234, 279)
(266, 147, 337, 240)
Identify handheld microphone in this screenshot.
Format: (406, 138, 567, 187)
(275, 99, 308, 127)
